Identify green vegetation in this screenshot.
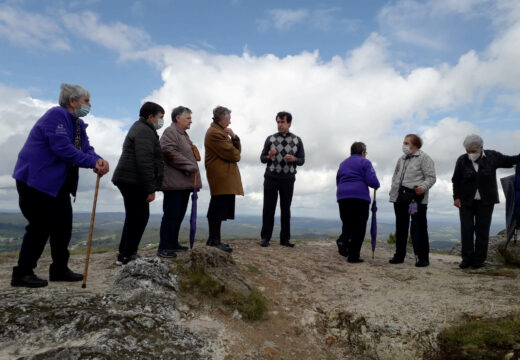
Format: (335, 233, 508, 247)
(244, 263, 262, 274)
(178, 265, 267, 321)
(387, 232, 396, 244)
(436, 315, 520, 360)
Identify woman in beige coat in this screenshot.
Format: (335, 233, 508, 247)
(158, 106, 202, 258)
(204, 106, 244, 253)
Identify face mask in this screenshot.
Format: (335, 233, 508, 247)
(75, 103, 90, 117)
(154, 118, 164, 130)
(402, 145, 412, 155)
(468, 152, 481, 162)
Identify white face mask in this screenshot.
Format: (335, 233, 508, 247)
(402, 145, 412, 155)
(468, 152, 481, 162)
(154, 118, 164, 130)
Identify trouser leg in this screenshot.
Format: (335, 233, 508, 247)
(160, 190, 190, 250)
(260, 177, 279, 241)
(207, 218, 222, 245)
(410, 204, 429, 261)
(459, 204, 476, 263)
(279, 178, 295, 243)
(348, 199, 370, 260)
(117, 184, 149, 257)
(393, 202, 410, 260)
(473, 203, 494, 264)
(49, 185, 73, 270)
(338, 199, 351, 254)
(15, 181, 54, 275)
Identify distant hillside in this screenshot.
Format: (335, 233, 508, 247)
(0, 212, 504, 253)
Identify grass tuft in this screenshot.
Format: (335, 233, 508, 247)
(436, 314, 520, 360)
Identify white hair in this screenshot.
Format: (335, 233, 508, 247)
(463, 134, 483, 150)
(58, 83, 90, 107)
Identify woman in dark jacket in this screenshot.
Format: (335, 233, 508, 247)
(336, 142, 380, 263)
(112, 102, 165, 265)
(452, 134, 520, 269)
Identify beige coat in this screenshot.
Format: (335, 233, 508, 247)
(204, 122, 244, 196)
(160, 123, 202, 191)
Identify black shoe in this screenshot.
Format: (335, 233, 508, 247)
(415, 260, 430, 267)
(11, 273, 48, 288)
(115, 253, 131, 266)
(130, 253, 141, 260)
(471, 262, 485, 269)
(260, 239, 270, 247)
(172, 245, 189, 252)
(280, 241, 295, 248)
(459, 260, 472, 269)
(157, 249, 177, 258)
(389, 257, 404, 264)
(49, 267, 83, 282)
(208, 243, 233, 253)
(336, 238, 348, 257)
(347, 258, 364, 263)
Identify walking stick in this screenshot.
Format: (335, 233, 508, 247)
(82, 174, 101, 288)
(372, 189, 377, 259)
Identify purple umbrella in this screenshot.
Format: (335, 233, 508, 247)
(370, 189, 377, 259)
(189, 172, 199, 257)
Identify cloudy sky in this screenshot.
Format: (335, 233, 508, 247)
(1, 0, 519, 226)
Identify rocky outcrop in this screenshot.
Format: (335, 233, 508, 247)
(0, 258, 214, 360)
(498, 239, 520, 266)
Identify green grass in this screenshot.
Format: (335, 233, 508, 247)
(244, 263, 262, 274)
(178, 265, 267, 321)
(436, 315, 520, 360)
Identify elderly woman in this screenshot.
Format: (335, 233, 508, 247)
(336, 142, 380, 263)
(389, 134, 436, 267)
(112, 102, 165, 265)
(452, 134, 520, 269)
(11, 83, 109, 288)
(157, 106, 202, 258)
(204, 106, 243, 253)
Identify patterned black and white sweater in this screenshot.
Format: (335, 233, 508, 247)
(260, 132, 305, 180)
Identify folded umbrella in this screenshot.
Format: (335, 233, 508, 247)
(370, 189, 377, 259)
(189, 172, 199, 257)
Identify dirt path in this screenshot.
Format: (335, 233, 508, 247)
(1, 239, 520, 359)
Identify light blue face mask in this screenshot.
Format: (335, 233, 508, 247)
(75, 103, 90, 117)
(154, 118, 164, 130)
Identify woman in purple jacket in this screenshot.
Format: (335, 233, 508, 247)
(336, 142, 380, 263)
(11, 84, 109, 288)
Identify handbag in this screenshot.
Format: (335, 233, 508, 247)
(396, 185, 424, 204)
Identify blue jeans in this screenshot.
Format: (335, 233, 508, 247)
(159, 190, 191, 251)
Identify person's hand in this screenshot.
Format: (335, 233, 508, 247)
(454, 198, 461, 208)
(146, 193, 155, 203)
(268, 148, 277, 159)
(415, 186, 424, 195)
(224, 128, 235, 138)
(184, 171, 190, 177)
(94, 159, 110, 176)
(285, 154, 296, 162)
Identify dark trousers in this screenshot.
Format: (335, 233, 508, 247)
(338, 198, 370, 260)
(117, 184, 150, 257)
(261, 176, 295, 242)
(14, 181, 72, 275)
(206, 194, 235, 244)
(159, 190, 190, 250)
(459, 201, 494, 264)
(393, 202, 429, 261)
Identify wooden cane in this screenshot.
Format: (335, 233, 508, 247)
(372, 189, 377, 259)
(82, 174, 101, 288)
(189, 171, 198, 259)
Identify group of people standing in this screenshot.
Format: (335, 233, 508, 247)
(336, 133, 519, 269)
(8, 83, 519, 288)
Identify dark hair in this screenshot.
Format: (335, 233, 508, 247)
(171, 106, 192, 123)
(350, 142, 366, 155)
(139, 102, 165, 120)
(276, 111, 292, 123)
(212, 106, 231, 122)
(405, 134, 423, 149)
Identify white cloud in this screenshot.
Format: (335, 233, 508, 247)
(258, 8, 309, 31)
(0, 5, 70, 50)
(61, 11, 151, 54)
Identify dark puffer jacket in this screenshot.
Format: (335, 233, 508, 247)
(112, 117, 164, 194)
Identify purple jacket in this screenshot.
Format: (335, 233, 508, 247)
(13, 106, 101, 197)
(336, 154, 380, 202)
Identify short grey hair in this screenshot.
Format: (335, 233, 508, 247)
(463, 134, 484, 150)
(212, 106, 231, 122)
(59, 83, 90, 107)
(171, 106, 192, 123)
